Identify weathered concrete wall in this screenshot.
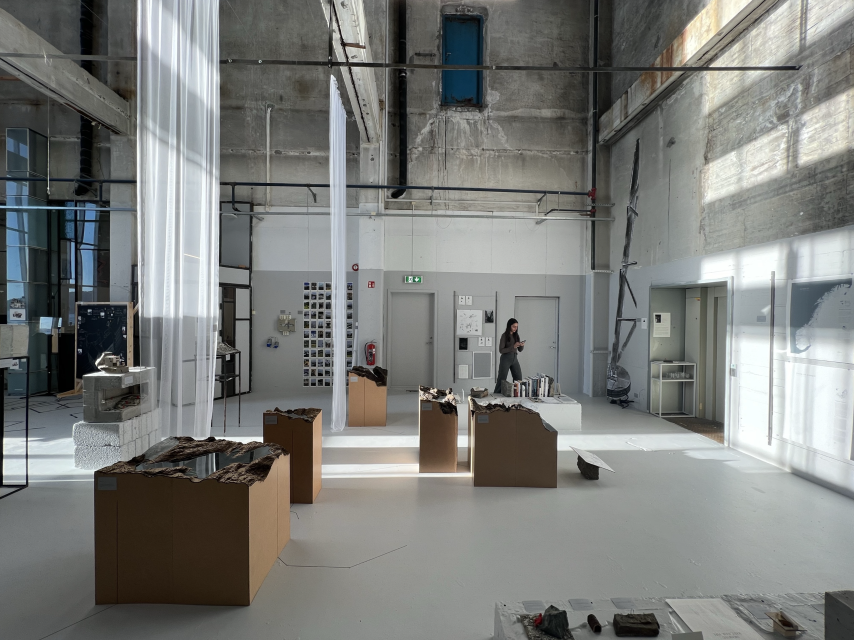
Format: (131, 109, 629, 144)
(396, 0, 590, 210)
(609, 0, 854, 268)
(610, 0, 713, 99)
(218, 0, 365, 208)
(606, 0, 854, 496)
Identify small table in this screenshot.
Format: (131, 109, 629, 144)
(215, 349, 241, 433)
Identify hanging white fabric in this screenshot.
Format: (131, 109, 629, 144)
(138, 0, 220, 440)
(330, 77, 348, 431)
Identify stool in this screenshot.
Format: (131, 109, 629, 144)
(215, 372, 241, 433)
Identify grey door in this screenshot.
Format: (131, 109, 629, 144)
(513, 297, 558, 380)
(388, 291, 434, 389)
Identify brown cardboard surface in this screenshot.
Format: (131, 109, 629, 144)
(348, 372, 387, 426)
(116, 474, 174, 603)
(419, 399, 458, 473)
(263, 410, 322, 503)
(364, 379, 388, 426)
(348, 373, 366, 426)
(277, 454, 291, 552)
(94, 447, 291, 606)
(172, 479, 249, 605)
(472, 410, 516, 487)
(249, 457, 280, 603)
(94, 475, 118, 604)
(515, 412, 558, 488)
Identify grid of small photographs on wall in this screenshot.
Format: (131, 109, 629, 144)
(302, 281, 356, 387)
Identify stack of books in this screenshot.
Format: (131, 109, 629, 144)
(509, 374, 553, 398)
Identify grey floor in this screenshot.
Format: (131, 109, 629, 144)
(2, 390, 854, 639)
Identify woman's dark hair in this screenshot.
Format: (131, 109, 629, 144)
(504, 318, 519, 341)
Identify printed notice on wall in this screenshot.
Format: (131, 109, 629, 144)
(653, 312, 671, 338)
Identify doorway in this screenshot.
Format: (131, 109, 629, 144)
(513, 297, 559, 381)
(649, 282, 729, 443)
(387, 291, 435, 390)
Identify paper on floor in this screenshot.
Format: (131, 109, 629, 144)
(667, 598, 764, 640)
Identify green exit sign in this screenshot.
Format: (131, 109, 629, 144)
(403, 275, 423, 284)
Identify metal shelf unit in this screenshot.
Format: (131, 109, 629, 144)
(650, 361, 696, 418)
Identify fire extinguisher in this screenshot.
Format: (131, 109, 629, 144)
(365, 341, 377, 367)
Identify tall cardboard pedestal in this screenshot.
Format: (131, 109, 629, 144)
(94, 454, 290, 606)
(469, 401, 557, 488)
(348, 372, 387, 426)
(419, 399, 458, 473)
(263, 410, 322, 504)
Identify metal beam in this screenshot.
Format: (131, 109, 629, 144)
(322, 0, 381, 144)
(0, 52, 801, 74)
(598, 0, 783, 144)
(0, 7, 131, 134)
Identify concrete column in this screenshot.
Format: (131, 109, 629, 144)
(109, 134, 135, 302)
(356, 216, 385, 367)
(583, 0, 613, 396)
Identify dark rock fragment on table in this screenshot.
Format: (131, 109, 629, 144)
(577, 455, 600, 479)
(587, 613, 602, 633)
(539, 605, 569, 638)
(613, 612, 660, 637)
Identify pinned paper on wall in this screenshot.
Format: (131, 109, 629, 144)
(458, 364, 469, 379)
(457, 310, 482, 336)
(653, 312, 671, 338)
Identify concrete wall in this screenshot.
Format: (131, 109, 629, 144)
(218, 0, 365, 209)
(606, 0, 854, 495)
(610, 0, 712, 99)
(395, 0, 590, 211)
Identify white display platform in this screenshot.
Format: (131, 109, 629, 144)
(495, 592, 825, 639)
(482, 394, 582, 431)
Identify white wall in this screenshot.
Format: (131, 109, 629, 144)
(611, 225, 854, 497)
(383, 213, 588, 276)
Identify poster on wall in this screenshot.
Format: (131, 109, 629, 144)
(652, 312, 671, 338)
(302, 281, 355, 387)
(456, 310, 482, 336)
(788, 275, 854, 364)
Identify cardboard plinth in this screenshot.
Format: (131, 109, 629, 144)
(263, 410, 322, 504)
(419, 399, 458, 473)
(94, 454, 290, 606)
(347, 372, 387, 426)
(470, 402, 557, 488)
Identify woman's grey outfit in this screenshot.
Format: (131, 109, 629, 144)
(494, 333, 524, 394)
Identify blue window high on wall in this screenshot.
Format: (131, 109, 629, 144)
(442, 14, 483, 106)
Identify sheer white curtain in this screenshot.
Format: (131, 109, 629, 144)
(330, 77, 348, 431)
(138, 1, 220, 439)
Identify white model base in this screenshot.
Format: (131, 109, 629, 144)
(72, 410, 160, 469)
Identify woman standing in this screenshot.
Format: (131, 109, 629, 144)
(494, 317, 525, 394)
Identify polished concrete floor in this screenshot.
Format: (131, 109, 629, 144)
(2, 390, 854, 639)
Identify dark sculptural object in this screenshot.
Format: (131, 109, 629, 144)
(607, 140, 641, 409)
(539, 605, 570, 639)
(577, 456, 600, 480)
(613, 612, 660, 637)
(587, 614, 602, 633)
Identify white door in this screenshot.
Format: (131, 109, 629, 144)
(388, 291, 434, 389)
(714, 294, 727, 421)
(513, 297, 559, 380)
